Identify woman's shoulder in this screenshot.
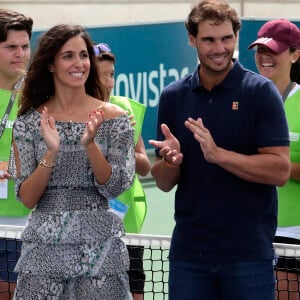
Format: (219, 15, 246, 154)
(16, 108, 39, 123)
(286, 83, 300, 102)
(100, 101, 127, 120)
(14, 109, 40, 136)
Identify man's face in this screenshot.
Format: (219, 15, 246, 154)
(0, 29, 30, 87)
(189, 19, 237, 78)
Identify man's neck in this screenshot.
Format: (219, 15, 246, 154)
(199, 61, 234, 91)
(0, 76, 20, 91)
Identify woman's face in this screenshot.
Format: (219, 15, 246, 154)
(96, 60, 115, 97)
(255, 45, 294, 84)
(49, 35, 90, 89)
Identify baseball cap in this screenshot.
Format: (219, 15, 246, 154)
(248, 19, 300, 54)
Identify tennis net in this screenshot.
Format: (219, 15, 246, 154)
(1, 225, 300, 299)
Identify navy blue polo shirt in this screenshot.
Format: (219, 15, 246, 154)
(155, 60, 289, 263)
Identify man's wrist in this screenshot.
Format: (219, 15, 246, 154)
(163, 157, 178, 168)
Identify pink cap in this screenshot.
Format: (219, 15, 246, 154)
(248, 19, 300, 54)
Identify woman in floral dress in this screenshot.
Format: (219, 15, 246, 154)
(11, 24, 135, 300)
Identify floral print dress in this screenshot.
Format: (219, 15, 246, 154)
(12, 109, 135, 300)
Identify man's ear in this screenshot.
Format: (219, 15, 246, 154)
(189, 34, 196, 47)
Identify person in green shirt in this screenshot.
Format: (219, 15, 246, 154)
(248, 19, 300, 300)
(94, 43, 151, 300)
(0, 8, 33, 300)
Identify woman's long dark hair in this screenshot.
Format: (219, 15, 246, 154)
(290, 48, 300, 84)
(19, 24, 107, 116)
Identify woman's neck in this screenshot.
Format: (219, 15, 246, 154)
(274, 76, 294, 97)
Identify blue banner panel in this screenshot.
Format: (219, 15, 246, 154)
(32, 22, 198, 149)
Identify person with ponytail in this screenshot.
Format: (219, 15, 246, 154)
(249, 18, 300, 300)
(94, 43, 150, 300)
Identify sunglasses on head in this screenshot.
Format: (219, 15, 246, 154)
(93, 43, 111, 56)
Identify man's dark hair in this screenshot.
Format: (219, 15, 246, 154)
(185, 0, 241, 37)
(0, 9, 33, 42)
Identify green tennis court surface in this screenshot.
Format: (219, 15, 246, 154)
(139, 179, 174, 299)
(141, 179, 175, 236)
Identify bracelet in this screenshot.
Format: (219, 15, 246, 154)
(39, 159, 55, 168)
(163, 157, 178, 168)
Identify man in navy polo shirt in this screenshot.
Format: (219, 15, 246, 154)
(149, 0, 291, 299)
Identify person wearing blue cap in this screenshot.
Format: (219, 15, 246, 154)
(94, 43, 150, 300)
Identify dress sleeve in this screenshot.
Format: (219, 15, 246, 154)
(94, 114, 136, 199)
(12, 115, 38, 201)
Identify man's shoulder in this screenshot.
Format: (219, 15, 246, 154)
(232, 64, 277, 97)
(236, 61, 271, 86)
(162, 73, 193, 94)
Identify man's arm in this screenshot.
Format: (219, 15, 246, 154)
(150, 157, 180, 192)
(215, 145, 290, 186)
(149, 123, 183, 192)
(185, 117, 290, 186)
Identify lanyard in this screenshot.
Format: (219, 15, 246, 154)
(0, 77, 25, 139)
(282, 81, 294, 102)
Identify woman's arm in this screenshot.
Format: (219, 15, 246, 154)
(135, 135, 150, 177)
(16, 145, 58, 209)
(85, 110, 136, 199)
(15, 108, 60, 209)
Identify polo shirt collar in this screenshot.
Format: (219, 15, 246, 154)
(190, 59, 243, 90)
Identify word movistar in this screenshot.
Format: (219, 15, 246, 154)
(113, 63, 190, 107)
